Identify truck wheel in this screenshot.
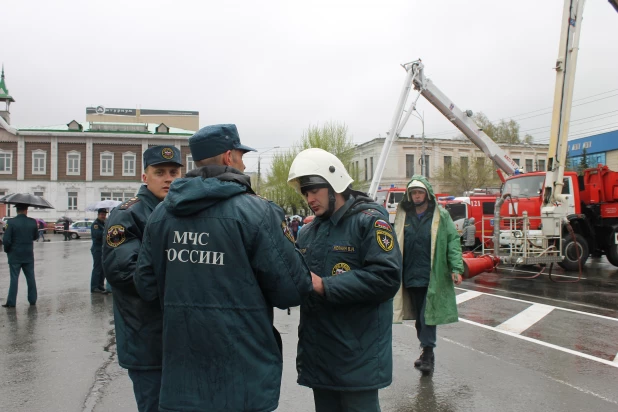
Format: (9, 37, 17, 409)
(558, 234, 589, 272)
(606, 243, 618, 267)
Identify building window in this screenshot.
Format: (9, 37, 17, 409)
(583, 142, 592, 149)
(370, 157, 374, 180)
(525, 159, 533, 172)
(571, 144, 581, 151)
(101, 152, 114, 176)
(186, 155, 195, 172)
(32, 150, 46, 175)
(111, 192, 134, 202)
(68, 192, 78, 211)
(101, 192, 112, 200)
(537, 159, 546, 171)
(67, 151, 81, 175)
(0, 151, 12, 174)
(444, 156, 452, 178)
(33, 191, 45, 210)
(364, 158, 368, 181)
(424, 155, 430, 178)
(355, 161, 359, 178)
(406, 155, 415, 177)
(513, 158, 520, 166)
(123, 152, 136, 176)
(460, 156, 468, 171)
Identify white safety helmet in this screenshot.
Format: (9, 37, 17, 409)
(287, 148, 353, 194)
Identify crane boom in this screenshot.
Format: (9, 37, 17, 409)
(368, 60, 520, 199)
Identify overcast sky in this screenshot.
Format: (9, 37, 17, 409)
(2, 0, 617, 173)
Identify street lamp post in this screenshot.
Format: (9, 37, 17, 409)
(411, 110, 425, 176)
(256, 146, 280, 194)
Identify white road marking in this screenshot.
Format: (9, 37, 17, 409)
(455, 287, 618, 323)
(495, 303, 555, 334)
(614, 353, 618, 364)
(455, 290, 482, 304)
(439, 336, 618, 406)
(457, 317, 618, 368)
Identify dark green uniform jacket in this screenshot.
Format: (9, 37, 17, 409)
(91, 218, 106, 251)
(134, 165, 313, 412)
(102, 186, 162, 370)
(402, 206, 433, 287)
(296, 194, 402, 391)
(3, 214, 38, 264)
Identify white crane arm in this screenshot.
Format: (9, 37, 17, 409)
(411, 62, 521, 176)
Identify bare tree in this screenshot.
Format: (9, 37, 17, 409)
(433, 156, 501, 196)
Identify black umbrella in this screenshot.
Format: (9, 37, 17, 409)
(0, 193, 55, 209)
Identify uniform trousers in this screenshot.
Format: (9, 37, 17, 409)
(90, 249, 105, 291)
(6, 262, 37, 306)
(313, 389, 381, 412)
(408, 286, 437, 348)
(128, 369, 162, 412)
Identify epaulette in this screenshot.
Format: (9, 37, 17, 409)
(119, 197, 141, 210)
(248, 193, 271, 202)
(361, 208, 381, 218)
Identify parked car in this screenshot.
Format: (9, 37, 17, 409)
(66, 221, 93, 240)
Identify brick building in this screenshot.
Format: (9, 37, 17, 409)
(0, 68, 197, 220)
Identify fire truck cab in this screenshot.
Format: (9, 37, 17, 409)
(375, 187, 406, 224)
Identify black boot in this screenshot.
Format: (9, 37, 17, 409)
(419, 347, 434, 373)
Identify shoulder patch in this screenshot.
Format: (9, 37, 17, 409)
(119, 197, 140, 210)
(375, 229, 395, 252)
(93, 224, 99, 230)
(374, 219, 392, 232)
(107, 225, 127, 248)
(281, 221, 295, 243)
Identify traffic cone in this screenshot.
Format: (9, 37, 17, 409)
(463, 255, 500, 279)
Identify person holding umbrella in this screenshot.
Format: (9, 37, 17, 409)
(2, 204, 39, 308)
(90, 208, 108, 294)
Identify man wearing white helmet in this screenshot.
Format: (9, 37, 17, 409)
(392, 175, 464, 374)
(288, 148, 402, 412)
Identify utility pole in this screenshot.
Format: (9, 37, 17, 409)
(256, 146, 280, 195)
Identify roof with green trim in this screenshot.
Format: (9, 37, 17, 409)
(15, 121, 195, 136)
(0, 65, 15, 103)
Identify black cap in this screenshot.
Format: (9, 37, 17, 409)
(97, 208, 108, 214)
(143, 145, 183, 169)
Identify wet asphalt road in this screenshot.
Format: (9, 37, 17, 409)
(1, 234, 618, 411)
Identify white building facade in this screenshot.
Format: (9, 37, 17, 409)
(350, 136, 549, 195)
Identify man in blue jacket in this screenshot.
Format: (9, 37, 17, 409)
(2, 204, 39, 308)
(102, 145, 183, 412)
(135, 124, 313, 412)
(287, 148, 402, 412)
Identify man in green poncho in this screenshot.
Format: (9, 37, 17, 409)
(393, 175, 464, 373)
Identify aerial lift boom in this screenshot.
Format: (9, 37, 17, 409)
(368, 60, 521, 199)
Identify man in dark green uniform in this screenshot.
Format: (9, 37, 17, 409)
(102, 145, 183, 412)
(287, 148, 402, 412)
(90, 208, 108, 293)
(134, 124, 313, 412)
(2, 204, 39, 308)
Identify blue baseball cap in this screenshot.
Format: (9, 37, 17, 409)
(189, 124, 256, 161)
(143, 145, 183, 168)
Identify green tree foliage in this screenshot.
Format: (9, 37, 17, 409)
(262, 122, 357, 214)
(433, 156, 501, 196)
(472, 112, 532, 144)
